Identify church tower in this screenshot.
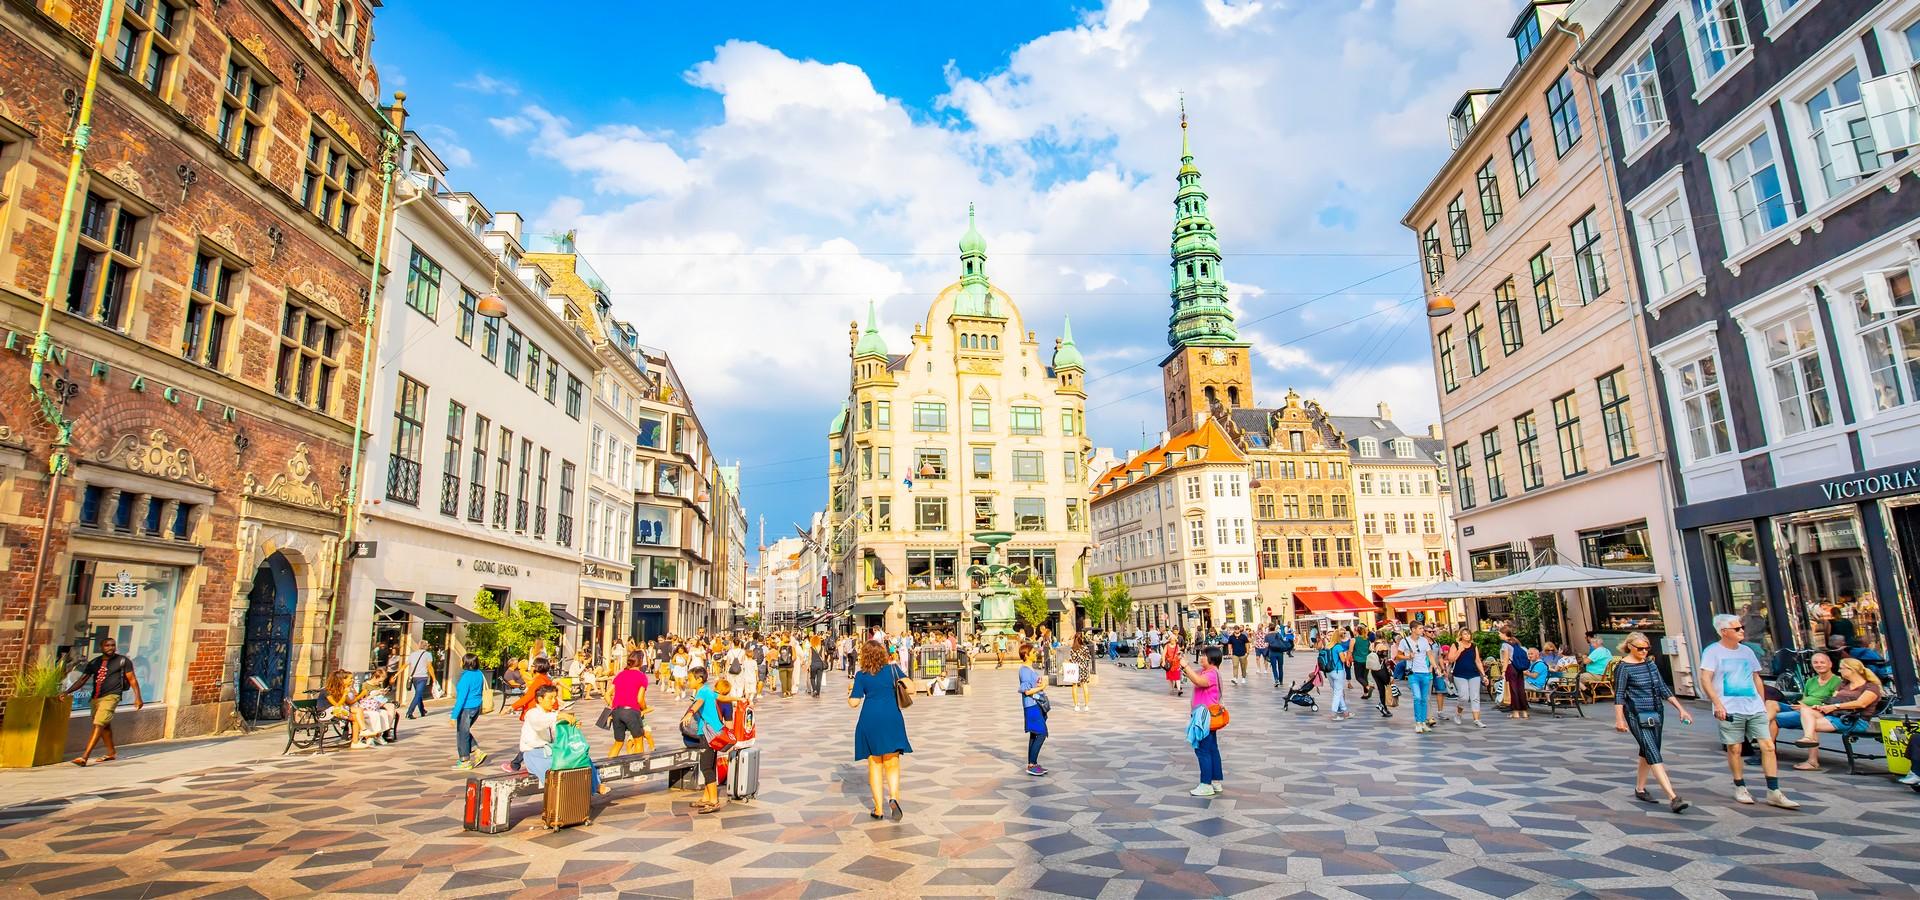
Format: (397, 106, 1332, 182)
(1160, 104, 1252, 434)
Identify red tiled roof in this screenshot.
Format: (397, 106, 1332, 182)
(1093, 418, 1246, 495)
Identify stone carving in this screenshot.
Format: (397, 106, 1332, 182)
(243, 443, 336, 511)
(101, 160, 148, 201)
(294, 279, 347, 317)
(97, 429, 213, 485)
(0, 422, 14, 442)
(238, 34, 270, 64)
(316, 108, 363, 155)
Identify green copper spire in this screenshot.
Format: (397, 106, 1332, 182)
(1167, 104, 1240, 349)
(855, 299, 889, 358)
(954, 203, 1002, 317)
(1052, 315, 1085, 371)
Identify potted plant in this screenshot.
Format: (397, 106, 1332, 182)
(1, 655, 74, 768)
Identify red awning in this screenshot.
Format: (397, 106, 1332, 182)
(1373, 588, 1405, 602)
(1294, 590, 1373, 614)
(1385, 598, 1448, 613)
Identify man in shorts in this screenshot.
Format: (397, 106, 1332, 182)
(71, 638, 141, 767)
(1701, 614, 1799, 809)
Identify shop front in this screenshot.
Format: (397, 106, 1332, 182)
(580, 559, 631, 665)
(1380, 589, 1451, 625)
(1677, 460, 1920, 701)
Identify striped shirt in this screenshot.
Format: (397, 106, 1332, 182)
(1613, 659, 1673, 713)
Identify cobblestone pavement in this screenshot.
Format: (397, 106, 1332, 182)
(1, 659, 1917, 899)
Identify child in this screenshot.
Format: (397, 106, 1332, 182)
(1166, 640, 1185, 697)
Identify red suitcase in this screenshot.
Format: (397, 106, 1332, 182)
(462, 777, 514, 834)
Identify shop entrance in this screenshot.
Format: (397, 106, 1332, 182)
(238, 553, 298, 722)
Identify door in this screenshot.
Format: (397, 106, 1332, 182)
(420, 621, 451, 683)
(238, 555, 297, 722)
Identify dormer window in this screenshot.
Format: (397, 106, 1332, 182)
(1358, 438, 1379, 457)
(1394, 439, 1414, 458)
(1513, 11, 1542, 63)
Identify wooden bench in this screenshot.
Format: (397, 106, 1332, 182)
(1524, 677, 1584, 718)
(461, 745, 707, 833)
(283, 696, 399, 754)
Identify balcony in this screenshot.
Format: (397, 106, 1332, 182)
(493, 490, 508, 528)
(535, 507, 547, 538)
(440, 473, 461, 517)
(515, 499, 529, 532)
(557, 513, 574, 547)
(384, 455, 421, 506)
(467, 482, 486, 522)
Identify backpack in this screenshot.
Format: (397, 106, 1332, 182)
(1317, 647, 1338, 673)
(778, 645, 795, 667)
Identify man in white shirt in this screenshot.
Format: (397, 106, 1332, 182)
(1397, 624, 1440, 734)
(1701, 613, 1799, 809)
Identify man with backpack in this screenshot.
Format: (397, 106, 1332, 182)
(775, 637, 796, 697)
(1263, 627, 1289, 687)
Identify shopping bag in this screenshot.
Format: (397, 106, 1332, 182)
(1884, 719, 1912, 776)
(550, 720, 594, 770)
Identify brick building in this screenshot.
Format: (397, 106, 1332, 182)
(0, 0, 394, 745)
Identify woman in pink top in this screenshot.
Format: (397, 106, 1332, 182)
(607, 651, 653, 755)
(1183, 645, 1226, 796)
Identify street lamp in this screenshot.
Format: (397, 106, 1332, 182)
(1425, 294, 1457, 317)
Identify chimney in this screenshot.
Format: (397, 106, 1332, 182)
(1427, 424, 1443, 440)
(1377, 401, 1392, 421)
(495, 211, 524, 241)
(1160, 431, 1172, 446)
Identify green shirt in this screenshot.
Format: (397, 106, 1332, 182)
(1800, 673, 1842, 706)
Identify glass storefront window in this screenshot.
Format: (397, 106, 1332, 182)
(1706, 526, 1774, 664)
(1776, 510, 1886, 657)
(57, 561, 180, 711)
(1469, 546, 1517, 582)
(1579, 522, 1665, 632)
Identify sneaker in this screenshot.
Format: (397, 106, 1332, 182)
(1189, 784, 1217, 797)
(1414, 724, 1428, 734)
(1211, 781, 1225, 793)
(1474, 719, 1486, 729)
(1732, 786, 1755, 804)
(1452, 713, 1462, 725)
(452, 761, 474, 771)
(1899, 772, 1920, 786)
(1026, 765, 1048, 777)
(472, 750, 489, 767)
(1765, 790, 1801, 810)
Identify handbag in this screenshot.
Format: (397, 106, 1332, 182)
(893, 674, 913, 709)
(679, 699, 704, 744)
(595, 705, 614, 730)
(1034, 691, 1052, 717)
(550, 720, 594, 770)
(1208, 702, 1230, 731)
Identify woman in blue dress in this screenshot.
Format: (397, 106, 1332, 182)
(1018, 642, 1049, 777)
(848, 639, 911, 821)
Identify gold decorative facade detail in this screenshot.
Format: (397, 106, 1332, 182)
(101, 160, 148, 202)
(244, 443, 335, 510)
(316, 108, 363, 155)
(238, 34, 270, 64)
(97, 429, 213, 485)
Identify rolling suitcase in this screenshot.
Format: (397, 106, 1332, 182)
(462, 777, 514, 833)
(729, 746, 760, 802)
(542, 766, 593, 828)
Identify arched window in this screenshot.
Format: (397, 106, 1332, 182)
(1200, 262, 1209, 277)
(989, 334, 999, 350)
(1185, 263, 1195, 278)
(1227, 386, 1240, 407)
(1204, 386, 1217, 405)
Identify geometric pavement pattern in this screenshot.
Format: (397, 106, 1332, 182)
(0, 658, 1917, 899)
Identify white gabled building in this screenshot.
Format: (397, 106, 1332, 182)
(1089, 419, 1259, 634)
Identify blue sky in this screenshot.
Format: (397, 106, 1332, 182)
(373, 0, 1522, 559)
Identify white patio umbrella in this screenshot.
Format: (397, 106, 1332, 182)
(1381, 580, 1496, 601)
(1479, 564, 1662, 592)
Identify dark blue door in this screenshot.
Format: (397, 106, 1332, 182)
(238, 555, 297, 722)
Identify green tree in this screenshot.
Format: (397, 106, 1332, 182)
(1015, 576, 1051, 633)
(1080, 576, 1111, 632)
(1107, 580, 1134, 630)
(462, 589, 560, 670)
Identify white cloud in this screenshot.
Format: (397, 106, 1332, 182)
(417, 124, 473, 169)
(488, 115, 532, 137)
(458, 72, 519, 96)
(517, 105, 694, 197)
(1203, 0, 1266, 29)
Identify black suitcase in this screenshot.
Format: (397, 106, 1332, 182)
(542, 766, 593, 828)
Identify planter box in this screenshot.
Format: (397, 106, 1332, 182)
(1, 697, 72, 768)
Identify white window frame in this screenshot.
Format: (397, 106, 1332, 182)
(1777, 42, 1879, 209)
(1652, 322, 1737, 466)
(1684, 0, 1755, 101)
(1761, 0, 1822, 40)
(1870, 0, 1920, 73)
(1614, 41, 1670, 162)
(1702, 111, 1797, 265)
(1625, 166, 1706, 316)
(1731, 288, 1839, 443)
(1822, 241, 1920, 430)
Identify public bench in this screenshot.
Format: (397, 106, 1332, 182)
(1780, 696, 1901, 775)
(461, 745, 706, 833)
(284, 696, 398, 754)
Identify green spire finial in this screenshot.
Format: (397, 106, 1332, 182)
(855, 299, 888, 358)
(957, 204, 994, 316)
(1180, 96, 1190, 159)
(1053, 315, 1085, 372)
(1166, 101, 1238, 350)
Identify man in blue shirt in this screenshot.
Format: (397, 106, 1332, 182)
(1226, 627, 1251, 684)
(1263, 628, 1288, 687)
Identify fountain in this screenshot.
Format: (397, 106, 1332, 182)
(966, 529, 1021, 639)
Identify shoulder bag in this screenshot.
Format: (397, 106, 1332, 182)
(1208, 702, 1230, 731)
(1034, 690, 1051, 717)
(679, 698, 705, 745)
(893, 672, 914, 709)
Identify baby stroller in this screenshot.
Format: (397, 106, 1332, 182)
(1283, 667, 1323, 712)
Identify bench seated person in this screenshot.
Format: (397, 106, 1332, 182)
(495, 658, 528, 714)
(1780, 657, 1887, 774)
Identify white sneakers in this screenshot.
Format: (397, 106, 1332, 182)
(1732, 786, 1755, 804)
(1414, 724, 1430, 734)
(1766, 790, 1801, 809)
(1190, 784, 1218, 797)
(1899, 772, 1920, 786)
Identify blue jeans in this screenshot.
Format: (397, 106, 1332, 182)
(407, 677, 431, 717)
(1194, 729, 1222, 783)
(454, 706, 481, 760)
(1330, 670, 1349, 714)
(1408, 670, 1432, 723)
(1108, 644, 1119, 661)
(1267, 653, 1284, 684)
(524, 747, 600, 791)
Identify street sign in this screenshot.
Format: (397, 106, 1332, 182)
(350, 541, 378, 559)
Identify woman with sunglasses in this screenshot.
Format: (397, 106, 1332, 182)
(1613, 631, 1692, 813)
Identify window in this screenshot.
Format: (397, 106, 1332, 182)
(1061, 409, 1077, 435)
(913, 448, 948, 480)
(1438, 326, 1459, 392)
(1332, 494, 1347, 518)
(565, 373, 583, 419)
(503, 327, 523, 379)
(1724, 131, 1791, 247)
(517, 438, 532, 532)
(590, 426, 604, 474)
(875, 496, 892, 530)
(1013, 450, 1044, 481)
(1545, 72, 1582, 156)
(1675, 350, 1734, 460)
(1368, 552, 1384, 579)
(1257, 494, 1275, 517)
(1306, 494, 1325, 518)
(971, 447, 992, 478)
(1476, 160, 1504, 229)
(1515, 412, 1544, 490)
(638, 416, 665, 451)
(1494, 279, 1524, 355)
(1062, 452, 1078, 480)
(65, 191, 144, 330)
(1688, 0, 1751, 84)
(442, 401, 464, 516)
(386, 374, 426, 505)
(1802, 68, 1876, 202)
(494, 427, 512, 528)
(455, 290, 478, 345)
(1364, 512, 1378, 533)
(1282, 494, 1301, 519)
(914, 401, 947, 431)
(301, 126, 363, 236)
(1422, 224, 1445, 285)
(182, 249, 238, 369)
(1384, 510, 1399, 534)
(557, 463, 576, 547)
(1761, 311, 1833, 436)
(1453, 442, 1476, 509)
(914, 496, 948, 531)
(468, 415, 490, 521)
(274, 295, 342, 412)
(1569, 209, 1608, 303)
(1337, 538, 1354, 568)
(1423, 514, 1437, 535)
(1286, 538, 1305, 568)
(404, 247, 442, 319)
(218, 54, 270, 164)
(1260, 538, 1280, 568)
(876, 401, 891, 428)
(877, 447, 892, 478)
(1233, 518, 1247, 544)
(1447, 193, 1471, 258)
(1011, 405, 1042, 435)
(1015, 497, 1047, 531)
(1597, 369, 1639, 463)
(524, 343, 543, 392)
(481, 313, 501, 362)
(1530, 247, 1561, 331)
(1514, 10, 1542, 63)
(1067, 499, 1086, 532)
(111, 0, 183, 95)
(1617, 47, 1668, 155)
(1463, 305, 1488, 375)
(1311, 537, 1329, 568)
(1185, 476, 1201, 500)
(545, 359, 560, 403)
(1358, 472, 1373, 494)
(1855, 270, 1920, 412)
(1278, 460, 1296, 479)
(1636, 192, 1701, 300)
(1553, 391, 1587, 476)
(1419, 474, 1432, 493)
(968, 401, 991, 432)
(1509, 118, 1538, 196)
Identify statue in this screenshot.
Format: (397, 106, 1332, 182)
(966, 524, 1022, 639)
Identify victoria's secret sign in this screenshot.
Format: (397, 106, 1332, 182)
(1821, 466, 1920, 502)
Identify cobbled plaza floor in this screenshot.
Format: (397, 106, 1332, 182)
(0, 658, 1917, 899)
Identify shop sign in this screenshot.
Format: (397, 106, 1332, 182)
(635, 600, 667, 613)
(582, 561, 627, 581)
(1820, 466, 1920, 502)
(472, 559, 520, 576)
